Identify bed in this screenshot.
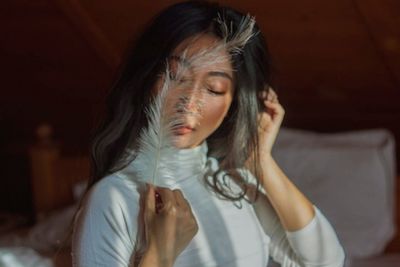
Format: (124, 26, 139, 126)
(267, 127, 399, 266)
(0, 126, 398, 267)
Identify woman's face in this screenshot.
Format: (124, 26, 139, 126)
(153, 34, 234, 149)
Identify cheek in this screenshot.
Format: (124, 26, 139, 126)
(201, 97, 232, 129)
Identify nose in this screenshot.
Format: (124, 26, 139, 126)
(186, 92, 198, 111)
(176, 88, 203, 116)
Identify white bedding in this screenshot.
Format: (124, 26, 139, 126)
(0, 204, 77, 267)
(0, 247, 54, 267)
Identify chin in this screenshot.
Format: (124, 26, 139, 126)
(171, 135, 201, 149)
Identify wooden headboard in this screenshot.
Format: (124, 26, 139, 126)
(28, 124, 89, 219)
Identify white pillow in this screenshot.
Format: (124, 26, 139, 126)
(271, 127, 397, 259)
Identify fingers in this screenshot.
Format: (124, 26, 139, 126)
(155, 187, 177, 213)
(144, 183, 156, 224)
(264, 101, 285, 115)
(261, 86, 284, 114)
(173, 189, 197, 233)
(145, 184, 156, 212)
(259, 86, 281, 116)
(267, 87, 278, 102)
(259, 86, 277, 100)
(259, 88, 268, 99)
(257, 86, 285, 133)
(146, 186, 192, 218)
(173, 189, 190, 211)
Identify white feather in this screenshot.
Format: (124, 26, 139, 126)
(116, 13, 258, 187)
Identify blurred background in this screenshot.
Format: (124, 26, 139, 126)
(0, 0, 399, 266)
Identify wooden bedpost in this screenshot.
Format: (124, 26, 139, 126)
(28, 123, 89, 221)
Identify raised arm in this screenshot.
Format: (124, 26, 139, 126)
(249, 87, 345, 266)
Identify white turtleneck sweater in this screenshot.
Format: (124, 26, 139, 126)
(72, 141, 345, 267)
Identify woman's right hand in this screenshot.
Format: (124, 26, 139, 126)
(139, 184, 198, 267)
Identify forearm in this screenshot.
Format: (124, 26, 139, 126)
(259, 153, 315, 232)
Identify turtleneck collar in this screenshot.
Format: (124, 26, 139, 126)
(114, 141, 209, 188)
(173, 141, 208, 176)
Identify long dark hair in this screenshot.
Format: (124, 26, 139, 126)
(85, 0, 273, 202)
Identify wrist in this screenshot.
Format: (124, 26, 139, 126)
(259, 151, 273, 164)
(258, 153, 284, 185)
(140, 244, 174, 267)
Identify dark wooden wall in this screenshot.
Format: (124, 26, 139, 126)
(1, 0, 399, 214)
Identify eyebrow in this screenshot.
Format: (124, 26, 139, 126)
(169, 55, 233, 82)
(207, 71, 233, 82)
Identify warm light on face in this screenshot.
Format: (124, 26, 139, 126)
(153, 34, 234, 149)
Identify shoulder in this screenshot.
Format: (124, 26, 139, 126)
(74, 174, 144, 238)
(73, 174, 143, 248)
(72, 174, 143, 266)
(89, 174, 141, 202)
(83, 174, 143, 216)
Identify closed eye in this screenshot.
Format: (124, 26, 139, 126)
(206, 86, 225, 96)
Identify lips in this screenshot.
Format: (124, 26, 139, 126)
(173, 125, 195, 135)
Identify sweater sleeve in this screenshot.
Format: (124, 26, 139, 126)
(252, 190, 346, 267)
(72, 176, 141, 267)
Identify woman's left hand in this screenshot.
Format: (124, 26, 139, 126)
(257, 86, 285, 157)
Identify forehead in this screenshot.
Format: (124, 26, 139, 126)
(172, 33, 233, 73)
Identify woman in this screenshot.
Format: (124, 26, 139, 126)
(72, 1, 346, 267)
